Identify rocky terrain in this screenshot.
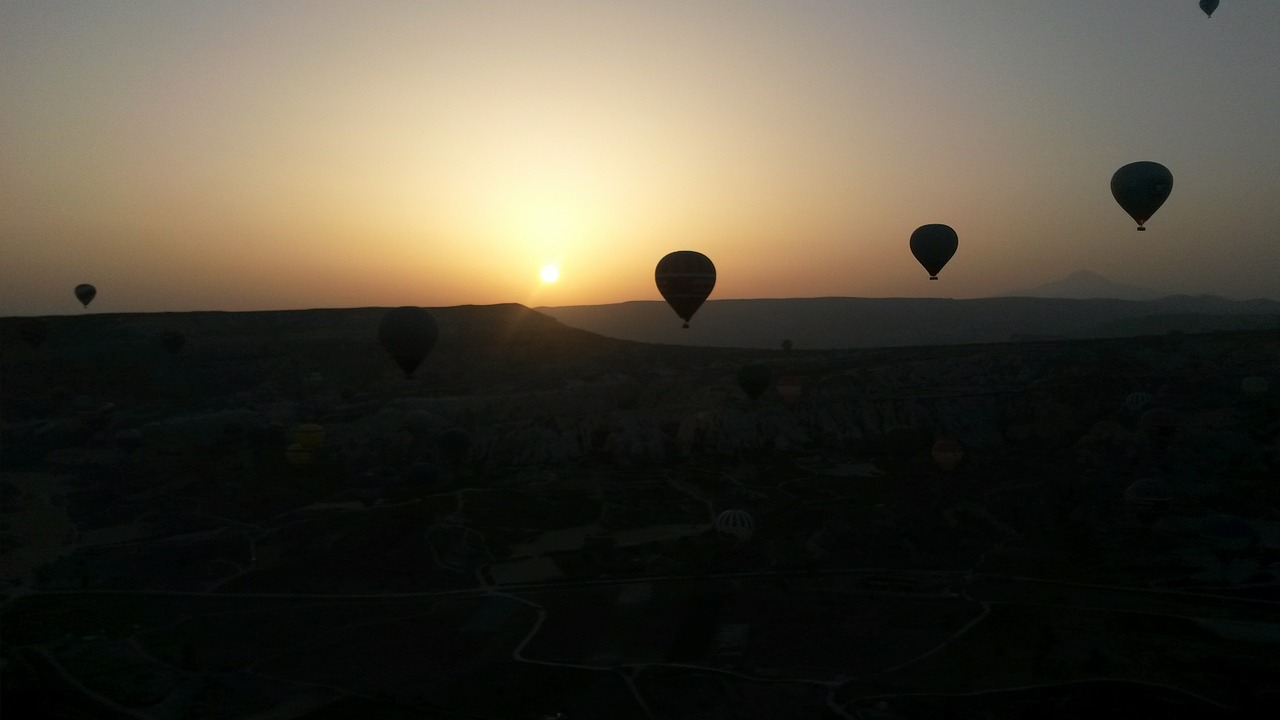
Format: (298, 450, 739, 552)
(2, 306, 1277, 719)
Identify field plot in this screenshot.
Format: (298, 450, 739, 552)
(834, 602, 1280, 708)
(728, 585, 980, 679)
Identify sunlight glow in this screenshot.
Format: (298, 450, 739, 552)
(540, 264, 560, 283)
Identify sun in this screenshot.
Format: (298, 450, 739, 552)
(539, 264, 560, 283)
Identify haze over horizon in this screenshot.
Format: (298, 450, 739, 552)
(4, 1, 1279, 316)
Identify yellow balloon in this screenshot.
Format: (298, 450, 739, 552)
(285, 443, 312, 466)
(294, 423, 326, 450)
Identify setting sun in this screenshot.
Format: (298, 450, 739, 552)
(540, 264, 560, 283)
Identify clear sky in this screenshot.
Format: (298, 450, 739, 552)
(3, 1, 1277, 315)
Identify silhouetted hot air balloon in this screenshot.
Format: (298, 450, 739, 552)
(294, 423, 326, 450)
(74, 284, 96, 308)
(714, 509, 754, 543)
(909, 225, 958, 279)
(932, 439, 964, 470)
(1124, 392, 1153, 415)
(438, 427, 471, 465)
(776, 376, 803, 403)
(655, 251, 716, 328)
(285, 443, 312, 466)
(1241, 376, 1269, 396)
(1200, 0, 1219, 18)
(160, 330, 185, 354)
(737, 363, 772, 401)
(378, 307, 438, 378)
(1111, 162, 1172, 230)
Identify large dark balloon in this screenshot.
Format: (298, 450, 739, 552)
(160, 330, 185, 354)
(737, 363, 772, 401)
(378, 307, 438, 378)
(909, 224, 958, 279)
(1200, 0, 1219, 18)
(1111, 162, 1172, 230)
(655, 251, 716, 328)
(74, 284, 96, 308)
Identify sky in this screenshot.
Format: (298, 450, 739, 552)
(3, 1, 1278, 316)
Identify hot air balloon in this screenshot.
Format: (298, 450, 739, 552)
(655, 251, 716, 328)
(114, 428, 143, 454)
(909, 225, 958, 279)
(1124, 478, 1172, 509)
(776, 376, 803, 403)
(404, 410, 434, 439)
(1111, 162, 1172, 230)
(438, 427, 471, 465)
(378, 307, 438, 378)
(1200, 0, 1219, 18)
(714, 509, 754, 543)
(932, 439, 964, 470)
(294, 423, 326, 450)
(285, 443, 312, 466)
(74, 284, 96, 308)
(160, 330, 185, 354)
(1124, 392, 1153, 415)
(1241, 376, 1269, 396)
(737, 363, 772, 401)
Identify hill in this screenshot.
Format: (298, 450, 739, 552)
(2, 305, 1278, 719)
(1003, 269, 1163, 301)
(538, 296, 1280, 350)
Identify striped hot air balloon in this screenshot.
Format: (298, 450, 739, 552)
(655, 251, 716, 328)
(714, 509, 754, 543)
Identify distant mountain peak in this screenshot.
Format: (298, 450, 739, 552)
(1005, 269, 1162, 301)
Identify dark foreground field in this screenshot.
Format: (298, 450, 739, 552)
(2, 306, 1278, 719)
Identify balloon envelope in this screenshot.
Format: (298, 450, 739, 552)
(378, 307, 438, 377)
(1200, 0, 1219, 18)
(1111, 162, 1172, 230)
(655, 251, 716, 328)
(909, 225, 958, 279)
(1124, 392, 1153, 415)
(1241, 376, 1269, 396)
(438, 427, 471, 465)
(932, 439, 964, 470)
(737, 363, 772, 401)
(294, 423, 326, 450)
(776, 376, 803, 402)
(74, 284, 96, 307)
(714, 509, 754, 542)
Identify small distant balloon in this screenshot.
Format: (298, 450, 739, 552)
(1241, 376, 1268, 396)
(655, 251, 716, 328)
(1124, 478, 1172, 508)
(438, 427, 471, 465)
(932, 439, 964, 470)
(404, 410, 434, 438)
(74, 284, 96, 308)
(285, 443, 312, 466)
(909, 225, 958, 280)
(737, 363, 772, 401)
(294, 423, 326, 450)
(1200, 0, 1219, 18)
(1124, 392, 1153, 415)
(714, 509, 754, 543)
(1111, 162, 1172, 231)
(114, 428, 143, 454)
(776, 376, 803, 403)
(378, 307, 439, 378)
